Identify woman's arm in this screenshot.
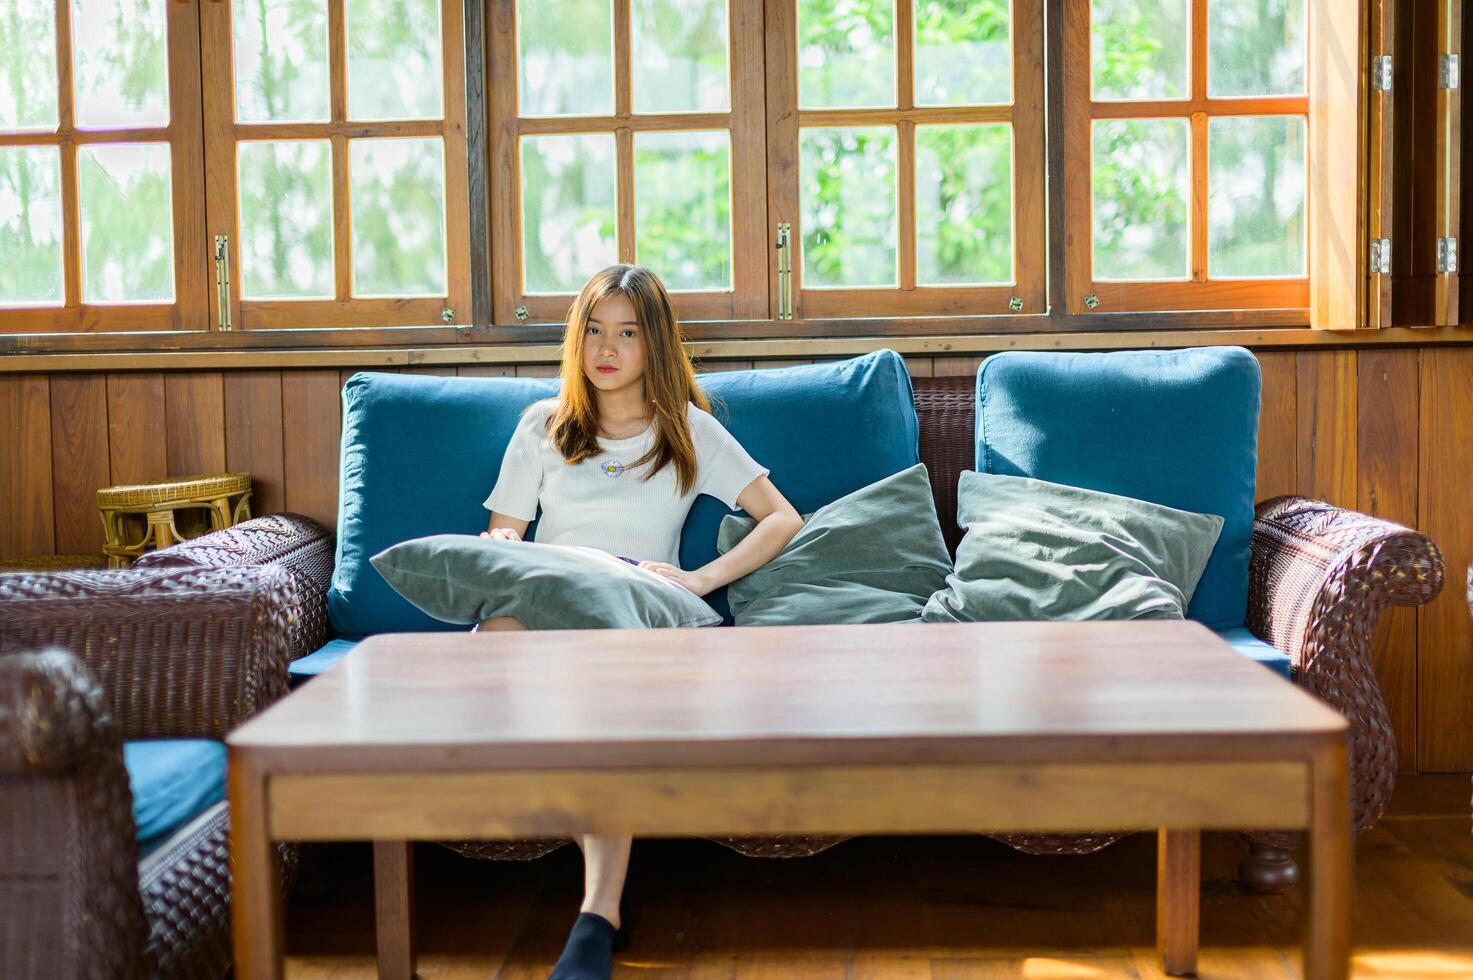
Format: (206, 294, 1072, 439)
(482, 512, 531, 541)
(640, 476, 802, 596)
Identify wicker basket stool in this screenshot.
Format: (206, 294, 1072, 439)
(98, 473, 253, 568)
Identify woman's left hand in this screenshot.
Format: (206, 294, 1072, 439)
(637, 561, 711, 596)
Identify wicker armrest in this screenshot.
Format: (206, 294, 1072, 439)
(1248, 495, 1444, 834)
(134, 512, 335, 660)
(0, 649, 146, 975)
(0, 566, 295, 740)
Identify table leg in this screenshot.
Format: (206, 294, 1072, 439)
(1305, 745, 1352, 980)
(374, 839, 417, 980)
(230, 754, 284, 980)
(1156, 827, 1200, 976)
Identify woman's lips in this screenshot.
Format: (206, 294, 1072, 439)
(596, 365, 617, 373)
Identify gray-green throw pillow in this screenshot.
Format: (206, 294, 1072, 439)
(923, 471, 1224, 624)
(717, 463, 951, 625)
(370, 536, 721, 630)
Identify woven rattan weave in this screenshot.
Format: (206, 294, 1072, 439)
(98, 472, 253, 568)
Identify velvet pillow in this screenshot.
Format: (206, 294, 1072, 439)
(717, 463, 951, 625)
(923, 471, 1224, 623)
(370, 535, 721, 630)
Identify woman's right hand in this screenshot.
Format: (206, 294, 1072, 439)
(480, 527, 522, 542)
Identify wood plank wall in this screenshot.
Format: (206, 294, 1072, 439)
(1, 349, 1469, 772)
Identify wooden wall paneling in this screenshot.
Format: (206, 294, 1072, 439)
(904, 357, 935, 377)
(457, 365, 515, 377)
(48, 374, 110, 555)
(695, 361, 755, 373)
(1356, 349, 1421, 770)
(224, 371, 286, 518)
(1295, 351, 1358, 507)
(1416, 347, 1473, 770)
(1434, 0, 1461, 323)
(164, 372, 226, 476)
(105, 373, 168, 486)
(400, 367, 459, 376)
(281, 370, 344, 528)
(932, 356, 983, 377)
(514, 364, 560, 378)
(1255, 352, 1299, 502)
(0, 375, 54, 559)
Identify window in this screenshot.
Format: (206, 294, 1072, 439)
(1063, 0, 1310, 313)
(0, 0, 206, 331)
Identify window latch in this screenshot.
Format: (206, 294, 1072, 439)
(213, 235, 232, 332)
(1373, 55, 1393, 92)
(1441, 53, 1460, 90)
(1370, 238, 1392, 275)
(1438, 237, 1457, 274)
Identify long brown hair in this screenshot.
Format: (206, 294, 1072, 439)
(547, 264, 709, 495)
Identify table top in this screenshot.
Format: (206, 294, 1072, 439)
(228, 621, 1346, 772)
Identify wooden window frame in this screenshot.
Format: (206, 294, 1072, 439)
(199, 0, 470, 332)
(761, 0, 1047, 320)
(487, 0, 770, 327)
(0, 1, 207, 333)
(1062, 0, 1311, 315)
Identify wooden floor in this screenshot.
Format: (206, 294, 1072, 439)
(284, 775, 1473, 979)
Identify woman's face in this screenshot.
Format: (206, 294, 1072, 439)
(582, 292, 647, 398)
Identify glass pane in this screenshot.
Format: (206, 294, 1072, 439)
(0, 147, 64, 305)
(915, 0, 1010, 106)
(916, 125, 1012, 286)
(1209, 0, 1305, 97)
(238, 140, 333, 299)
(351, 137, 446, 296)
(518, 0, 613, 116)
(797, 0, 894, 109)
(233, 0, 330, 123)
(521, 134, 616, 293)
(1209, 116, 1306, 277)
(634, 131, 730, 290)
(1092, 118, 1188, 280)
(72, 0, 168, 128)
(800, 126, 896, 288)
(632, 0, 729, 113)
(0, 1, 59, 130)
(78, 143, 174, 302)
(348, 0, 443, 120)
(1091, 0, 1188, 100)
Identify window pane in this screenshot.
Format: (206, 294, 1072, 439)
(348, 0, 443, 120)
(351, 137, 446, 296)
(915, 0, 1010, 106)
(1208, 0, 1305, 97)
(800, 126, 896, 288)
(521, 134, 616, 293)
(238, 140, 333, 299)
(0, 147, 64, 305)
(0, 1, 59, 130)
(916, 125, 1011, 286)
(632, 0, 729, 113)
(234, 0, 330, 123)
(79, 143, 173, 302)
(634, 131, 730, 290)
(797, 0, 894, 109)
(72, 0, 168, 128)
(1092, 118, 1188, 280)
(1091, 0, 1188, 100)
(1209, 116, 1306, 277)
(518, 0, 613, 117)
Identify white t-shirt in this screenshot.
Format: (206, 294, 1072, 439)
(483, 399, 769, 568)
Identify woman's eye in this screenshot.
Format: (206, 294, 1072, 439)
(621, 330, 635, 338)
(586, 326, 599, 335)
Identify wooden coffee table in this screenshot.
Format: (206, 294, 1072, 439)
(228, 621, 1350, 979)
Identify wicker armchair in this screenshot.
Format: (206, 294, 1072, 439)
(0, 565, 308, 978)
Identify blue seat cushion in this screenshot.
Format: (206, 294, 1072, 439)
(683, 350, 920, 621)
(976, 347, 1259, 630)
(1217, 627, 1294, 680)
(123, 739, 227, 858)
(289, 636, 363, 681)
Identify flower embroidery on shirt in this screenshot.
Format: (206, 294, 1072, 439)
(600, 460, 625, 479)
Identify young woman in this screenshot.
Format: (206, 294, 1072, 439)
(479, 264, 804, 980)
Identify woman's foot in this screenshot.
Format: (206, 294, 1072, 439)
(549, 912, 619, 980)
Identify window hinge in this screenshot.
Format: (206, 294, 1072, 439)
(1370, 238, 1392, 275)
(213, 235, 232, 331)
(1441, 53, 1460, 90)
(1373, 55, 1393, 92)
(1438, 237, 1458, 274)
(775, 222, 793, 320)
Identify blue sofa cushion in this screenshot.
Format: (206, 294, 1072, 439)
(976, 348, 1260, 630)
(123, 739, 227, 857)
(331, 372, 560, 635)
(289, 636, 363, 681)
(1217, 627, 1294, 681)
(684, 350, 920, 621)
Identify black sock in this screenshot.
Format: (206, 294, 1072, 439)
(549, 912, 617, 980)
